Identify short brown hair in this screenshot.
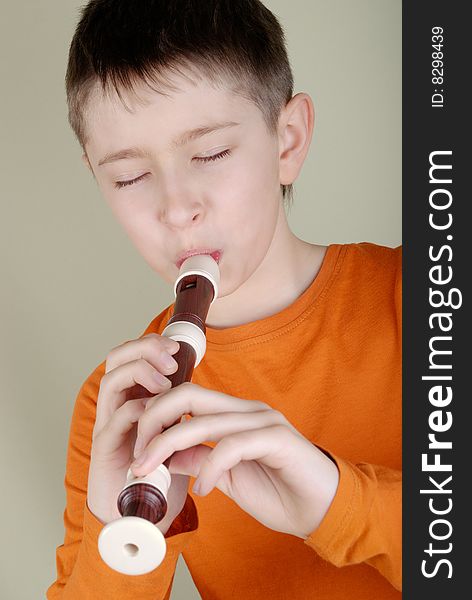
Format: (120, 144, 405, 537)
(66, 0, 294, 206)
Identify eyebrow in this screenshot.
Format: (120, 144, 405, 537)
(98, 120, 240, 167)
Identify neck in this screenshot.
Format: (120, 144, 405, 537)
(206, 202, 327, 329)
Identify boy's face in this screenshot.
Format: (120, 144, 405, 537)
(83, 72, 286, 297)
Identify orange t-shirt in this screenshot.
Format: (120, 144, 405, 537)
(47, 242, 402, 599)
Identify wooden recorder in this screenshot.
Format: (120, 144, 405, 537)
(97, 254, 220, 575)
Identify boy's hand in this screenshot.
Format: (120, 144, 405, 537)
(87, 333, 188, 534)
(130, 382, 340, 540)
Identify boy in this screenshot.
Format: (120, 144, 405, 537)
(47, 1, 401, 598)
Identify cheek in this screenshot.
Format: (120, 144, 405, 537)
(108, 199, 149, 237)
(211, 156, 280, 286)
(104, 196, 167, 262)
(213, 149, 280, 236)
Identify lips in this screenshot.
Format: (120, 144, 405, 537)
(175, 249, 222, 269)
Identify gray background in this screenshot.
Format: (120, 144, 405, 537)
(0, 1, 401, 598)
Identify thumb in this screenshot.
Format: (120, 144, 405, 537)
(167, 444, 212, 478)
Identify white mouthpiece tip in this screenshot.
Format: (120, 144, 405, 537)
(174, 254, 220, 301)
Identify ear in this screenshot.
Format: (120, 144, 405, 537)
(277, 93, 315, 186)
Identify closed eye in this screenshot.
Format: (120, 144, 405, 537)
(114, 149, 232, 189)
(195, 149, 231, 163)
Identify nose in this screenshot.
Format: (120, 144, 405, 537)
(158, 187, 204, 230)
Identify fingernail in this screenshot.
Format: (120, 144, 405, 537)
(167, 339, 179, 352)
(192, 479, 203, 495)
(132, 451, 147, 469)
(134, 437, 143, 458)
(163, 355, 178, 371)
(154, 370, 170, 385)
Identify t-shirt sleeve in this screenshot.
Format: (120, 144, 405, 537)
(304, 452, 402, 592)
(46, 361, 199, 599)
(304, 246, 402, 591)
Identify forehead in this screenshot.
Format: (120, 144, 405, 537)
(83, 72, 261, 154)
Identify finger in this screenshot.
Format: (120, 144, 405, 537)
(192, 425, 295, 495)
(95, 358, 172, 432)
(166, 444, 236, 498)
(105, 333, 180, 374)
(97, 333, 180, 428)
(134, 382, 271, 450)
(93, 398, 147, 458)
(132, 409, 285, 469)
(166, 444, 212, 479)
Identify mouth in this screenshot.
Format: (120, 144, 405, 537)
(175, 249, 222, 270)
